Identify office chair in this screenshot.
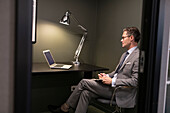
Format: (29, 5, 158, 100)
(96, 86, 135, 113)
(96, 86, 121, 113)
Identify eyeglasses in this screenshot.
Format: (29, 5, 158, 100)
(121, 35, 130, 40)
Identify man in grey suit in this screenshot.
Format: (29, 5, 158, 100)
(48, 27, 141, 113)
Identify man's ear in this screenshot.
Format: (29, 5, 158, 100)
(130, 35, 135, 41)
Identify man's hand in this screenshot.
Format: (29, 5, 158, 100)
(102, 76, 112, 85)
(97, 73, 112, 85)
(98, 73, 107, 79)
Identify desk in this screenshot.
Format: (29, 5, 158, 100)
(32, 63, 108, 113)
(32, 63, 109, 78)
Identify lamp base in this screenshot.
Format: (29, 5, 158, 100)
(72, 61, 80, 65)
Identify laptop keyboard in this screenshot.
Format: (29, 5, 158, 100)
(54, 64, 64, 67)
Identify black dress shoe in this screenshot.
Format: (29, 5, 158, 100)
(48, 105, 69, 113)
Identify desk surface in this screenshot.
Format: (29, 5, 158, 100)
(32, 63, 109, 74)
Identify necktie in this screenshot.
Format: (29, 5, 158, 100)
(115, 51, 129, 73)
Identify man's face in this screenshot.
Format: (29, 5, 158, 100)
(121, 31, 131, 49)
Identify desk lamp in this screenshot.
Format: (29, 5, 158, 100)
(60, 10, 87, 65)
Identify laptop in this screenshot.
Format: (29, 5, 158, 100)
(43, 50, 72, 69)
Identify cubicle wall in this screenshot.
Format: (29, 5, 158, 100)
(33, 0, 98, 64)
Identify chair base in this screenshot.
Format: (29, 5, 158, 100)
(113, 106, 121, 113)
(96, 98, 121, 113)
(90, 99, 118, 113)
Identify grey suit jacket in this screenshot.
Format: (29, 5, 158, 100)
(108, 48, 139, 108)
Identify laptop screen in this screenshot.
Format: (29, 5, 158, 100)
(44, 51, 55, 65)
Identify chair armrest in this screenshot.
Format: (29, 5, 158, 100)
(110, 86, 135, 106)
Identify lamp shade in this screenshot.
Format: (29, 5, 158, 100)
(59, 10, 71, 25)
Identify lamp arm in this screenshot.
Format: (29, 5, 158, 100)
(70, 13, 87, 32)
(78, 25, 87, 32)
(74, 32, 87, 64)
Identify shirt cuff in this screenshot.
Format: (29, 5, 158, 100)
(112, 77, 117, 87)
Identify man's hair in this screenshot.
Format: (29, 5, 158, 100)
(123, 27, 141, 43)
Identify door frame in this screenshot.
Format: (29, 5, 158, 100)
(15, 0, 32, 113)
(138, 0, 165, 112)
(14, 0, 167, 113)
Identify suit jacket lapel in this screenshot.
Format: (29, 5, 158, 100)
(119, 48, 139, 71)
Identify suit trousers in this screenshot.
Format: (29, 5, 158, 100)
(66, 79, 114, 113)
